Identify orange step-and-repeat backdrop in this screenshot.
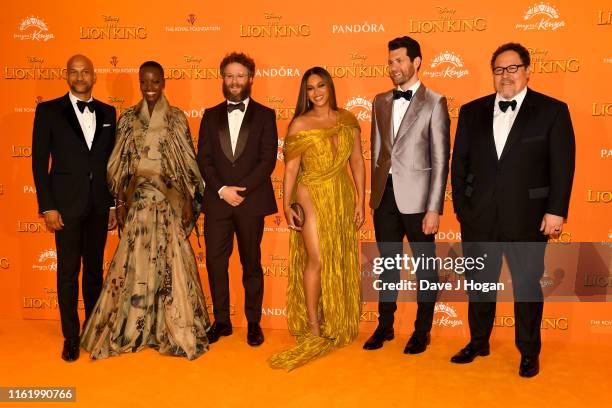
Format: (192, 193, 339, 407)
(0, 1, 610, 344)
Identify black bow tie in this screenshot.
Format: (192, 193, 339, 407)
(76, 100, 95, 113)
(498, 100, 517, 113)
(393, 89, 413, 101)
(227, 101, 245, 113)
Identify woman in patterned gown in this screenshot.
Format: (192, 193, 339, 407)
(269, 67, 365, 370)
(81, 61, 210, 360)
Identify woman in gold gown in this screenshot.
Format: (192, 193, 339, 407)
(269, 67, 365, 370)
(81, 61, 210, 360)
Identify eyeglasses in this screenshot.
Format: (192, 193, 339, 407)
(492, 64, 525, 75)
(223, 73, 248, 80)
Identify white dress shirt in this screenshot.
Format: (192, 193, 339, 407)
(390, 81, 421, 174)
(228, 97, 249, 155)
(493, 86, 527, 159)
(69, 92, 96, 150)
(219, 97, 250, 197)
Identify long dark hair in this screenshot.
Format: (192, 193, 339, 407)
(292, 67, 338, 121)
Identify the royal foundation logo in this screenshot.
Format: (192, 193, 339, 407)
(166, 56, 220, 80)
(422, 51, 469, 79)
(331, 22, 385, 34)
(597, 10, 612, 25)
(592, 103, 612, 116)
(528, 48, 580, 74)
(4, 57, 65, 80)
(165, 13, 221, 33)
(590, 319, 612, 329)
(94, 57, 138, 75)
(408, 7, 487, 33)
(80, 16, 147, 40)
(195, 251, 206, 270)
(344, 96, 372, 123)
(433, 302, 463, 328)
(324, 52, 388, 79)
(33, 249, 57, 272)
(240, 12, 310, 38)
(14, 16, 55, 41)
(515, 3, 566, 31)
(587, 189, 612, 203)
(495, 316, 569, 330)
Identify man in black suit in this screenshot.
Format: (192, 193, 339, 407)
(32, 55, 117, 362)
(197, 52, 278, 347)
(451, 43, 575, 377)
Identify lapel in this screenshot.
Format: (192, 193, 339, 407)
(217, 103, 234, 162)
(499, 88, 534, 162)
(61, 93, 89, 151)
(479, 94, 499, 165)
(234, 99, 254, 160)
(377, 91, 394, 152)
(394, 84, 426, 145)
(90, 99, 104, 152)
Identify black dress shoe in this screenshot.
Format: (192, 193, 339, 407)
(450, 343, 490, 364)
(403, 332, 431, 354)
(61, 338, 80, 362)
(207, 321, 233, 344)
(519, 356, 540, 378)
(247, 323, 264, 347)
(363, 326, 394, 350)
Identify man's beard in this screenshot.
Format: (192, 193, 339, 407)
(222, 81, 252, 102)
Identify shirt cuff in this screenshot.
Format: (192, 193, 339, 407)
(218, 186, 226, 199)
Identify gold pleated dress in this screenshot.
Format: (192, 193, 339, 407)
(269, 109, 361, 370)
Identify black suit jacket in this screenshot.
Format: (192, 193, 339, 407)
(451, 88, 575, 240)
(32, 93, 117, 217)
(197, 99, 278, 217)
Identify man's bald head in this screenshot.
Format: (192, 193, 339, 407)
(67, 54, 94, 71)
(66, 54, 96, 100)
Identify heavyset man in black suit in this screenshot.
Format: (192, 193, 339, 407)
(451, 43, 575, 377)
(197, 52, 278, 346)
(32, 55, 117, 362)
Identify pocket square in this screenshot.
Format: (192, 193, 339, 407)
(103, 123, 111, 127)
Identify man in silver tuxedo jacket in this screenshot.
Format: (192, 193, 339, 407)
(364, 36, 450, 355)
